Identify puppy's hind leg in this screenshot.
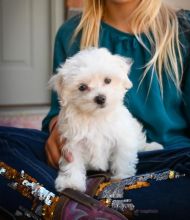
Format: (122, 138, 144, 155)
(142, 142, 163, 152)
(55, 149, 86, 192)
(110, 142, 138, 180)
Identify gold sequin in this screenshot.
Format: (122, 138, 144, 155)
(100, 198, 111, 207)
(125, 181, 150, 191)
(169, 170, 175, 179)
(96, 182, 112, 196)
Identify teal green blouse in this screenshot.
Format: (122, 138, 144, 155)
(42, 10, 190, 149)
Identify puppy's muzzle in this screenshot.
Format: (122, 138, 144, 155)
(94, 94, 106, 106)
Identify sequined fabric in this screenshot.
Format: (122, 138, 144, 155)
(95, 170, 186, 218)
(0, 161, 187, 220)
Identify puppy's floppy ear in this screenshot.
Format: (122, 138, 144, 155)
(123, 58, 133, 90)
(48, 72, 64, 96)
(114, 55, 133, 90)
(124, 74, 133, 90)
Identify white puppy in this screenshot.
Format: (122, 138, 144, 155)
(49, 48, 163, 192)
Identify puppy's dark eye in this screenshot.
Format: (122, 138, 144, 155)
(78, 83, 88, 91)
(104, 78, 111, 84)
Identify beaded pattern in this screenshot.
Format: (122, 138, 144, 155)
(0, 162, 186, 219)
(0, 162, 60, 220)
(96, 170, 186, 217)
(96, 170, 185, 199)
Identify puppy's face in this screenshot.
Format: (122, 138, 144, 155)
(49, 48, 132, 115)
(62, 73, 129, 114)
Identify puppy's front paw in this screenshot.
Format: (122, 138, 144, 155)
(55, 174, 86, 192)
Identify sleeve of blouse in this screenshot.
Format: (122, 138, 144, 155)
(42, 26, 66, 132)
(180, 10, 190, 125)
(182, 55, 190, 125)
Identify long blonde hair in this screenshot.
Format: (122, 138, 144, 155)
(73, 0, 183, 92)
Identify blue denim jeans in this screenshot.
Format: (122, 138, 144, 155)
(0, 126, 190, 219)
(0, 126, 58, 214)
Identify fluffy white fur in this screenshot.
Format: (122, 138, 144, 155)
(49, 48, 163, 192)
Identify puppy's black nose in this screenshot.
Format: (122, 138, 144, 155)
(94, 94, 106, 105)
